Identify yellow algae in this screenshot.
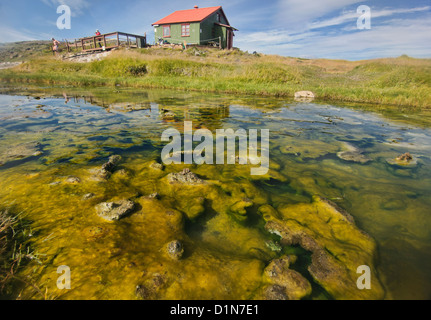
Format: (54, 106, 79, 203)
(259, 255, 312, 300)
(278, 137, 341, 159)
(259, 197, 385, 299)
(1, 87, 431, 300)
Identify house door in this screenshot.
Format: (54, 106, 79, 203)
(227, 29, 233, 50)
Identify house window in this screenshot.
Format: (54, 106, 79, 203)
(163, 25, 171, 37)
(217, 13, 221, 22)
(181, 24, 190, 37)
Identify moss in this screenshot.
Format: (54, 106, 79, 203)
(1, 88, 430, 299)
(1, 47, 431, 108)
(259, 197, 385, 299)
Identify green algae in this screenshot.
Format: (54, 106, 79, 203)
(259, 197, 385, 299)
(0, 87, 431, 299)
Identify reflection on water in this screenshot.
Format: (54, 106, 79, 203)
(0, 86, 430, 300)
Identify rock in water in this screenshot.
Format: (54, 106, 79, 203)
(150, 162, 164, 170)
(258, 196, 385, 300)
(337, 142, 371, 164)
(101, 155, 122, 172)
(95, 199, 135, 221)
(65, 176, 81, 184)
(82, 193, 95, 200)
(167, 168, 204, 185)
(263, 256, 312, 300)
(166, 240, 184, 260)
(263, 285, 288, 300)
(396, 152, 413, 162)
(92, 155, 122, 180)
(135, 273, 167, 300)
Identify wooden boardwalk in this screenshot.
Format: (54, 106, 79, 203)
(65, 32, 147, 53)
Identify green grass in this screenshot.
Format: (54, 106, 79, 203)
(1, 46, 430, 108)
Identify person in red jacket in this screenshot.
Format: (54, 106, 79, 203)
(95, 30, 102, 48)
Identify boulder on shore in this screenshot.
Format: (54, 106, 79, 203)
(294, 91, 315, 101)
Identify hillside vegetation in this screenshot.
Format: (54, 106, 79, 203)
(1, 42, 430, 108)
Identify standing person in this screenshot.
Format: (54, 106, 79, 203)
(52, 38, 60, 56)
(95, 30, 102, 48)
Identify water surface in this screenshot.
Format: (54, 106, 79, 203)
(0, 86, 430, 299)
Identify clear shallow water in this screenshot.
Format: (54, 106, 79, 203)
(0, 87, 430, 299)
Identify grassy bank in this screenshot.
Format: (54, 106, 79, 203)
(1, 46, 430, 108)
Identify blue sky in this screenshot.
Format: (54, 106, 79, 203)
(0, 0, 430, 60)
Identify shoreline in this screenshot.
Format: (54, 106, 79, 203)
(0, 47, 430, 109)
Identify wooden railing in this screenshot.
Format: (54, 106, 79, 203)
(65, 31, 146, 53)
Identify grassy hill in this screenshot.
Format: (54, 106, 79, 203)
(0, 41, 52, 63)
(1, 41, 430, 108)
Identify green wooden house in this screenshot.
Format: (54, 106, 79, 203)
(152, 6, 237, 49)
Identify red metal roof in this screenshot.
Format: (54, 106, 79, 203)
(152, 6, 223, 25)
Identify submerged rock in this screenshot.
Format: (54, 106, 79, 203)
(95, 199, 135, 221)
(337, 142, 371, 164)
(166, 240, 184, 260)
(150, 162, 164, 171)
(265, 240, 282, 252)
(161, 111, 176, 120)
(396, 152, 413, 162)
(143, 192, 159, 200)
(135, 273, 167, 300)
(82, 193, 95, 200)
(167, 168, 204, 185)
(82, 226, 107, 240)
(387, 152, 417, 167)
(101, 155, 122, 173)
(262, 284, 288, 300)
(263, 256, 312, 300)
(0, 141, 42, 166)
(65, 176, 81, 184)
(91, 155, 122, 180)
(258, 196, 385, 300)
(390, 152, 417, 166)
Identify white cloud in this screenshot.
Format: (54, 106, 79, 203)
(41, 0, 90, 16)
(0, 27, 36, 42)
(0, 26, 51, 43)
(309, 6, 431, 30)
(275, 0, 363, 30)
(236, 16, 431, 60)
